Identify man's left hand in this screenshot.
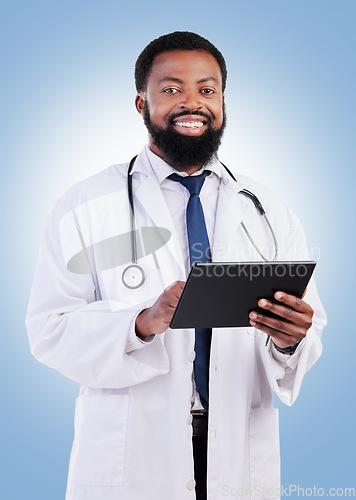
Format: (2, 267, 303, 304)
(249, 291, 314, 349)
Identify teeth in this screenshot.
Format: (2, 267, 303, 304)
(175, 121, 204, 129)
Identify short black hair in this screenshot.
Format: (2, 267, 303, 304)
(135, 31, 227, 93)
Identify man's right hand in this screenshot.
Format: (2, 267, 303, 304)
(135, 281, 185, 339)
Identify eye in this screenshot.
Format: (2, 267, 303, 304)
(200, 88, 215, 95)
(162, 87, 180, 94)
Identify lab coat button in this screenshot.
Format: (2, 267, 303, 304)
(187, 478, 196, 491)
(189, 351, 196, 362)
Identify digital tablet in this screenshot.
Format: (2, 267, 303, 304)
(169, 261, 316, 329)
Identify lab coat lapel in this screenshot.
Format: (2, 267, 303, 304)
(134, 173, 185, 284)
(212, 169, 246, 261)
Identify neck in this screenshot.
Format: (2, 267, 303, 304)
(173, 165, 203, 175)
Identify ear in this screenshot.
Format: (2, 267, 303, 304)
(135, 93, 145, 116)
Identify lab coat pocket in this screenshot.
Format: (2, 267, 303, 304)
(68, 394, 129, 486)
(249, 408, 280, 499)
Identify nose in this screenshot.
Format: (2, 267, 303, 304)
(178, 88, 202, 111)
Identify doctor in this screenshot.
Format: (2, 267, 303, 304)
(26, 32, 326, 500)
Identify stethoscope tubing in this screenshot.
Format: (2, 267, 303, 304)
(124, 156, 278, 288)
(127, 155, 138, 265)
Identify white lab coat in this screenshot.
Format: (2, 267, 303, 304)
(26, 147, 326, 500)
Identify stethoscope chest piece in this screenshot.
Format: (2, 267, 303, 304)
(122, 264, 145, 289)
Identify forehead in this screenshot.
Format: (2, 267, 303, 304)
(147, 50, 223, 87)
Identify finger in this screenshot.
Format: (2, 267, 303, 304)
(164, 282, 185, 302)
(172, 287, 185, 301)
(274, 291, 313, 316)
(258, 298, 312, 329)
(249, 311, 308, 339)
(171, 280, 186, 290)
(165, 294, 181, 309)
(159, 302, 179, 321)
(166, 280, 185, 293)
(249, 320, 302, 348)
(172, 281, 186, 299)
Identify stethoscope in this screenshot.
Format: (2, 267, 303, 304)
(122, 156, 278, 289)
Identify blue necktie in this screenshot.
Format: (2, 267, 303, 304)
(169, 171, 212, 409)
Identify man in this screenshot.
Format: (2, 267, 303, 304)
(26, 32, 326, 500)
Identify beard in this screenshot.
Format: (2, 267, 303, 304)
(143, 101, 226, 171)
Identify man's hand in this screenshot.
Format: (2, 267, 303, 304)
(135, 281, 185, 339)
(249, 291, 314, 349)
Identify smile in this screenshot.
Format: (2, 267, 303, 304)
(172, 115, 209, 135)
(174, 121, 204, 129)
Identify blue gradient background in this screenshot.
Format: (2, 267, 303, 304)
(1, 1, 355, 498)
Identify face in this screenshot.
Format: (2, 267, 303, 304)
(135, 50, 226, 172)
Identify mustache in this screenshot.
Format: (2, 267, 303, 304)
(168, 110, 213, 124)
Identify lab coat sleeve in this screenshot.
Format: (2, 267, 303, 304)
(126, 310, 156, 352)
(26, 200, 170, 389)
(257, 214, 327, 406)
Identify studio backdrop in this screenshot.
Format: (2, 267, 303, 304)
(0, 1, 354, 498)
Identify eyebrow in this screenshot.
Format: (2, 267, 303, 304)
(197, 77, 219, 84)
(158, 77, 219, 85)
(158, 77, 183, 84)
